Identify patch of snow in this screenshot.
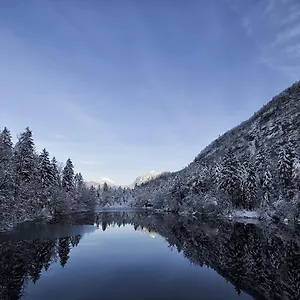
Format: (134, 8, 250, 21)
(248, 140, 256, 156)
(231, 210, 260, 219)
(235, 218, 261, 225)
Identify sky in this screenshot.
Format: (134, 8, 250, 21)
(0, 0, 299, 185)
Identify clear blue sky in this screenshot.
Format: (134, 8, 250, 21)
(0, 0, 299, 185)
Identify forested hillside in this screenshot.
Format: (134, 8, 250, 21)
(126, 81, 300, 222)
(0, 127, 97, 232)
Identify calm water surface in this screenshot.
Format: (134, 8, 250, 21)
(0, 210, 299, 300)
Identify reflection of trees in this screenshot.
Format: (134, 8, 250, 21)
(93, 211, 300, 300)
(0, 234, 83, 300)
(1, 211, 300, 300)
(58, 237, 71, 268)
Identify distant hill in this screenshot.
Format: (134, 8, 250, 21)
(85, 178, 116, 188)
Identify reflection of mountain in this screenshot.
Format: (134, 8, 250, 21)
(1, 211, 300, 300)
(136, 226, 159, 238)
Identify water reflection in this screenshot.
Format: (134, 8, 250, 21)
(0, 211, 299, 300)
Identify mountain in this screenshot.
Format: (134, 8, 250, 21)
(131, 81, 300, 220)
(86, 178, 116, 188)
(85, 172, 165, 189)
(193, 82, 300, 165)
(132, 170, 162, 187)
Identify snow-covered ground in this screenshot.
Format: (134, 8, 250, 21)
(229, 210, 260, 219)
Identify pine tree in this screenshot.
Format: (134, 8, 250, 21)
(293, 157, 300, 191)
(262, 165, 273, 208)
(87, 185, 97, 209)
(255, 146, 266, 187)
(74, 173, 84, 190)
(39, 149, 54, 189)
(0, 127, 15, 227)
(51, 157, 61, 187)
(13, 127, 39, 215)
(73, 172, 85, 210)
(242, 161, 257, 210)
(0, 127, 14, 195)
(62, 158, 74, 192)
(38, 149, 57, 211)
(103, 182, 108, 192)
(14, 127, 36, 185)
(278, 143, 294, 200)
(218, 151, 242, 208)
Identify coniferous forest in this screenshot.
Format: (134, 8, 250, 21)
(0, 127, 97, 232)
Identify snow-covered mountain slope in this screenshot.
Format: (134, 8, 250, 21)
(131, 81, 300, 213)
(132, 170, 162, 187)
(194, 81, 300, 165)
(172, 81, 300, 182)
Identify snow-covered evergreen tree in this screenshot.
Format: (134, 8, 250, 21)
(255, 144, 268, 189)
(14, 127, 37, 186)
(38, 148, 56, 212)
(218, 151, 242, 208)
(0, 127, 14, 195)
(51, 157, 61, 187)
(293, 157, 300, 191)
(13, 127, 39, 215)
(39, 149, 54, 189)
(278, 144, 294, 200)
(0, 127, 15, 228)
(62, 158, 74, 192)
(261, 165, 273, 208)
(242, 161, 257, 210)
(74, 173, 84, 190)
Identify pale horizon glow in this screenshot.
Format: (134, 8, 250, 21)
(1, 0, 299, 185)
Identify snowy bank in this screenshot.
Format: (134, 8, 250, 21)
(229, 210, 260, 220)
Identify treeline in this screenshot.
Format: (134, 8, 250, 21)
(183, 137, 300, 220)
(96, 182, 134, 207)
(0, 127, 97, 231)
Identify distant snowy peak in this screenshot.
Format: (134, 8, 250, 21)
(86, 171, 164, 188)
(133, 170, 162, 186)
(100, 178, 115, 185)
(86, 178, 116, 188)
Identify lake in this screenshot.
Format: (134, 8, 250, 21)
(0, 210, 299, 300)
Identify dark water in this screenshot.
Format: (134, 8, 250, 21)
(0, 211, 299, 300)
